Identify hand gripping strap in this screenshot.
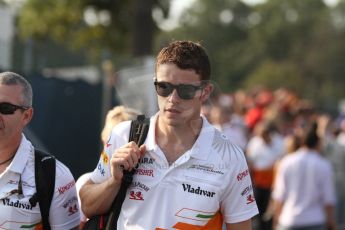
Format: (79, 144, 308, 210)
(105, 115, 150, 230)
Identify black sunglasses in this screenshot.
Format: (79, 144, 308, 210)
(0, 102, 30, 115)
(154, 81, 206, 100)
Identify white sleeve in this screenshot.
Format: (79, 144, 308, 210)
(220, 147, 259, 223)
(89, 121, 131, 184)
(49, 160, 80, 230)
(321, 161, 336, 205)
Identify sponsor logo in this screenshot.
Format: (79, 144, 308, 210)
(63, 196, 78, 209)
(129, 191, 144, 200)
(7, 180, 34, 188)
(106, 135, 112, 148)
(237, 169, 249, 181)
(182, 184, 215, 197)
(246, 194, 255, 204)
(2, 198, 33, 210)
(135, 168, 154, 177)
(68, 204, 79, 216)
(97, 163, 105, 176)
(139, 157, 155, 164)
(58, 180, 75, 195)
(101, 151, 109, 164)
(131, 181, 150, 192)
(175, 208, 217, 222)
(241, 185, 253, 196)
(63, 196, 79, 216)
(8, 180, 17, 185)
(0, 221, 41, 229)
(188, 164, 224, 175)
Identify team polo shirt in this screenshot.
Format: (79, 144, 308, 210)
(91, 114, 258, 229)
(272, 149, 336, 227)
(0, 135, 80, 230)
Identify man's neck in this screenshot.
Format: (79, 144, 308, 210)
(0, 135, 21, 161)
(156, 117, 203, 164)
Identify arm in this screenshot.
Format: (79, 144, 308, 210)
(272, 199, 283, 230)
(79, 142, 146, 217)
(79, 177, 121, 218)
(226, 219, 252, 230)
(324, 204, 336, 230)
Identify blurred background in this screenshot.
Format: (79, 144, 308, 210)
(1, 0, 345, 180)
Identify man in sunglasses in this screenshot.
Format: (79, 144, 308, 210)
(80, 41, 258, 229)
(0, 72, 80, 229)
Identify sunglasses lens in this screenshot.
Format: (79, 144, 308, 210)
(0, 103, 17, 115)
(177, 85, 197, 100)
(154, 81, 204, 100)
(155, 82, 173, 97)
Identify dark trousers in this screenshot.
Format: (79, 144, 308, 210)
(254, 186, 272, 230)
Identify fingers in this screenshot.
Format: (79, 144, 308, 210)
(111, 141, 142, 171)
(139, 144, 147, 157)
(110, 142, 148, 182)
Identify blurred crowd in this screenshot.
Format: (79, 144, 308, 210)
(203, 87, 345, 230)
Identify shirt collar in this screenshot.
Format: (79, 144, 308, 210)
(146, 113, 215, 161)
(143, 113, 158, 152)
(189, 116, 215, 160)
(8, 134, 33, 174)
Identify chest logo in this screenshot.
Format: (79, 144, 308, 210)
(135, 168, 154, 177)
(139, 157, 155, 164)
(2, 198, 33, 210)
(182, 184, 215, 197)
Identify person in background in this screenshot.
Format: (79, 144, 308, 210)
(100, 106, 141, 145)
(246, 120, 285, 230)
(0, 71, 80, 229)
(209, 94, 248, 150)
(318, 115, 345, 228)
(80, 40, 258, 229)
(262, 133, 302, 227)
(76, 105, 140, 229)
(272, 121, 337, 230)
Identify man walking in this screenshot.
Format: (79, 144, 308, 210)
(80, 41, 258, 229)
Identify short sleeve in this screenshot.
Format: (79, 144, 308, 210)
(320, 161, 336, 205)
(49, 160, 80, 230)
(89, 121, 131, 184)
(220, 147, 259, 223)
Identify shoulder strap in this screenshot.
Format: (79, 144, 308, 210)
(128, 114, 150, 147)
(33, 149, 56, 230)
(105, 114, 150, 230)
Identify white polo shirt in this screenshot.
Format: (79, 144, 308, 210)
(246, 133, 285, 170)
(0, 135, 80, 230)
(91, 114, 258, 229)
(272, 148, 336, 227)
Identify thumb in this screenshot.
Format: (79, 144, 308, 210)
(139, 144, 147, 157)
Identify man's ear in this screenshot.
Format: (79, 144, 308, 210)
(22, 108, 33, 126)
(200, 83, 213, 103)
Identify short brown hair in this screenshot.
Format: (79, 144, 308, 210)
(155, 41, 211, 81)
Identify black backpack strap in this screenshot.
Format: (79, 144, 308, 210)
(105, 114, 150, 230)
(33, 149, 56, 230)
